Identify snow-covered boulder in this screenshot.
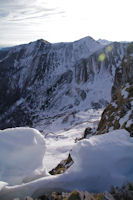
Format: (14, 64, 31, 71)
(1, 129, 133, 200)
(0, 127, 48, 186)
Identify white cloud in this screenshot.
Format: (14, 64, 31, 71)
(0, 0, 133, 46)
(0, 0, 62, 22)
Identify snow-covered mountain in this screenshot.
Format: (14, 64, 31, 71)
(0, 37, 133, 200)
(0, 36, 129, 130)
(97, 39, 112, 45)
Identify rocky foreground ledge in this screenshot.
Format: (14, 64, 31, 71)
(13, 182, 133, 200)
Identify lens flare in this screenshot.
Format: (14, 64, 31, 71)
(106, 45, 113, 52)
(98, 53, 106, 62)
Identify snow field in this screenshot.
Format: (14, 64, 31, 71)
(0, 129, 133, 200)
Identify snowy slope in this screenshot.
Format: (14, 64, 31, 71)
(0, 129, 133, 200)
(0, 38, 133, 199)
(0, 37, 130, 172)
(0, 37, 129, 130)
(40, 109, 103, 171)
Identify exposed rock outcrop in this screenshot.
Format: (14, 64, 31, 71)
(97, 43, 133, 136)
(13, 182, 133, 200)
(49, 154, 73, 175)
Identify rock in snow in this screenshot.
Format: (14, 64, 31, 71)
(0, 127, 48, 187)
(0, 128, 133, 200)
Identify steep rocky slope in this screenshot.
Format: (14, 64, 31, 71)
(97, 43, 133, 135)
(0, 37, 129, 129)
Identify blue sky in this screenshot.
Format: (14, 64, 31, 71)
(0, 0, 133, 46)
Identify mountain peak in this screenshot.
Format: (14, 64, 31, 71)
(35, 39, 50, 44)
(27, 39, 50, 47)
(97, 39, 112, 45)
(74, 36, 99, 44)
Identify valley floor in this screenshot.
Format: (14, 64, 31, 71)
(35, 109, 103, 171)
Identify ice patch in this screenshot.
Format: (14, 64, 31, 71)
(119, 110, 132, 127)
(121, 87, 128, 99)
(111, 102, 117, 108)
(126, 119, 133, 127)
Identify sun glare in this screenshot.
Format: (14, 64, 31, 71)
(98, 53, 106, 62)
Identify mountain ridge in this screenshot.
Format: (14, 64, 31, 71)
(0, 36, 130, 129)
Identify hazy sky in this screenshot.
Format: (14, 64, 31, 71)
(0, 0, 133, 46)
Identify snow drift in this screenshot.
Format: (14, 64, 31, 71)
(68, 129, 133, 191)
(0, 129, 133, 200)
(0, 127, 47, 188)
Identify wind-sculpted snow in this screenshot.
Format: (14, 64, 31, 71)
(0, 37, 129, 129)
(0, 127, 48, 187)
(0, 129, 133, 200)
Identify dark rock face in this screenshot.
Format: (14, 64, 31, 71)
(112, 44, 133, 100)
(0, 38, 130, 129)
(97, 43, 133, 135)
(49, 154, 73, 175)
